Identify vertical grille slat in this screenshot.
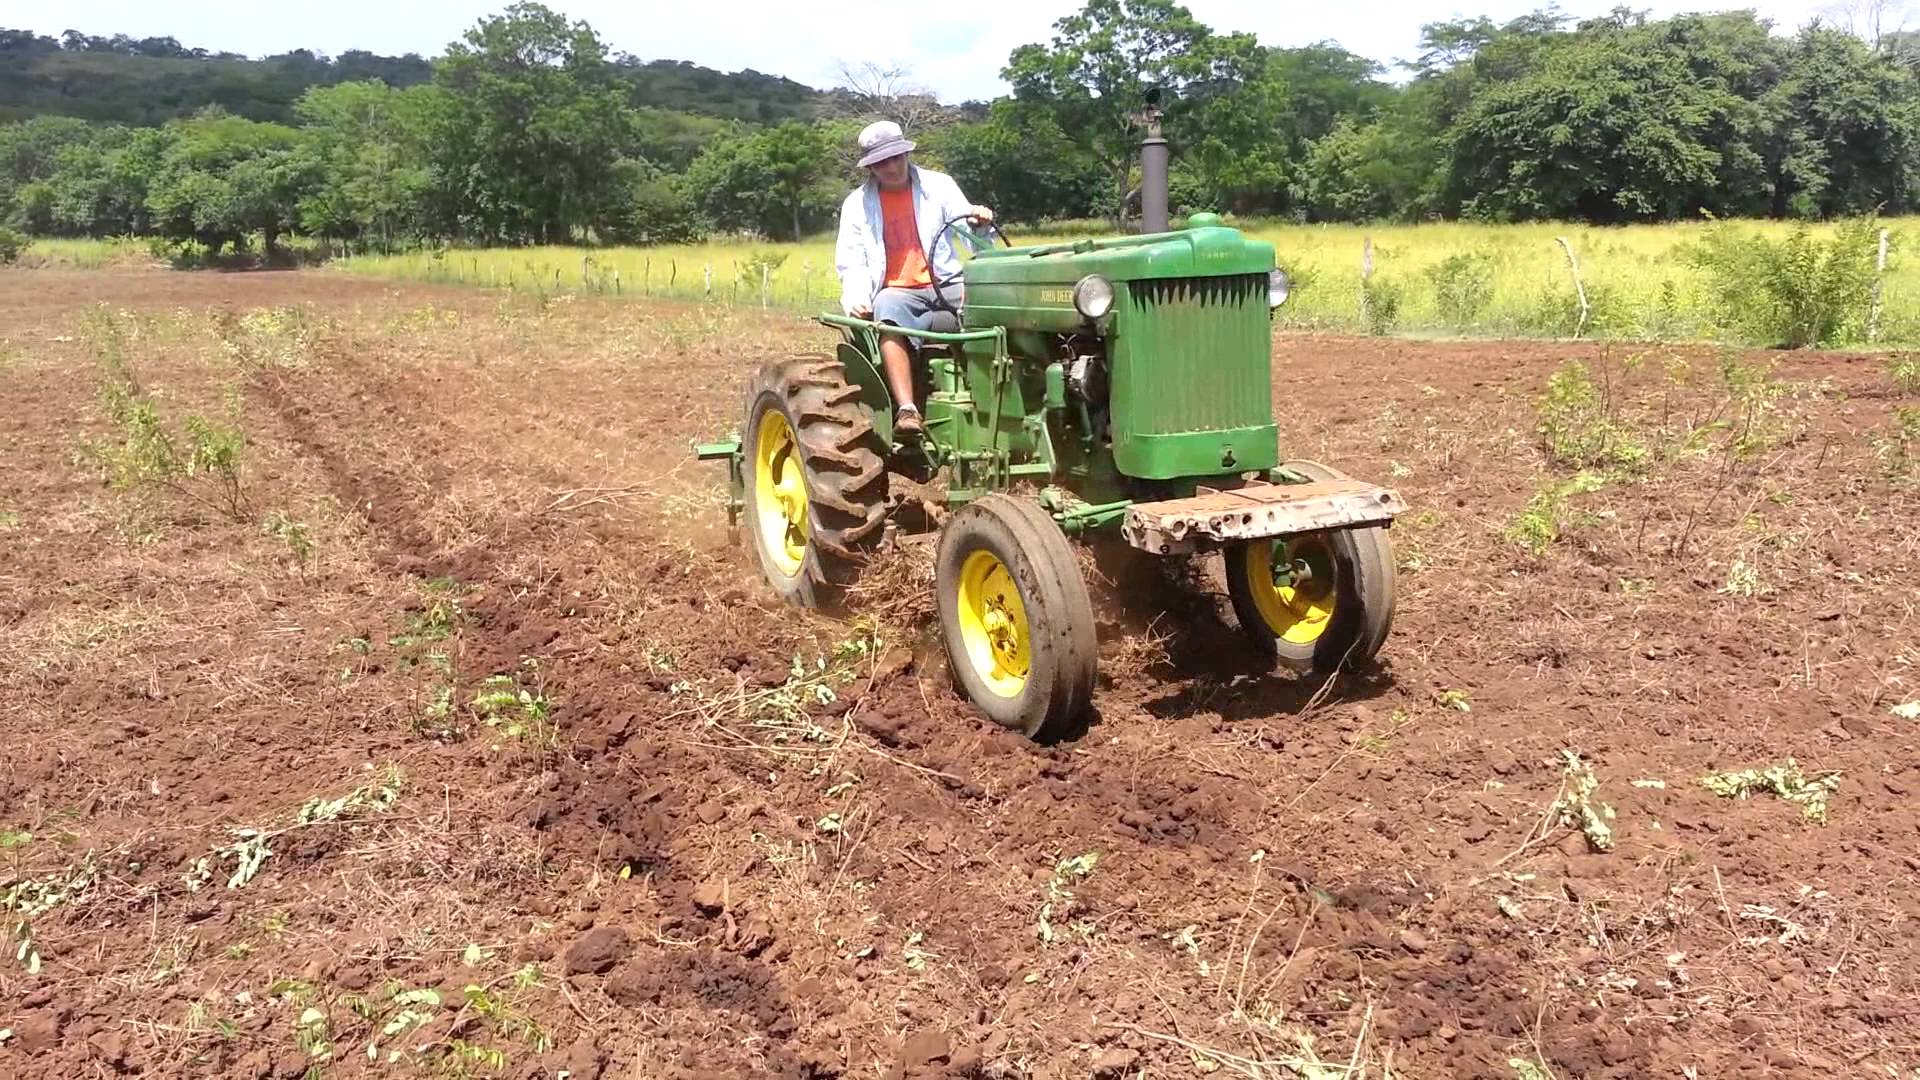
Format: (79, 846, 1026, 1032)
(1121, 274, 1271, 436)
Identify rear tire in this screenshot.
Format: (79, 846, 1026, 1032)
(741, 355, 888, 608)
(1226, 460, 1395, 676)
(935, 495, 1097, 739)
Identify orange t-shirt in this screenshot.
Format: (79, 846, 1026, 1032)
(880, 185, 931, 289)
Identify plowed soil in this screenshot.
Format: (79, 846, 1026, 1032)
(3, 268, 1918, 1080)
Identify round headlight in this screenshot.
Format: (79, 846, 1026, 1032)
(1268, 268, 1291, 308)
(1072, 275, 1115, 320)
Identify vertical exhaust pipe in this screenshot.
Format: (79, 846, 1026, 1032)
(1140, 88, 1169, 234)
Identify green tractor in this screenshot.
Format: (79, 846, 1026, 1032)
(699, 211, 1404, 739)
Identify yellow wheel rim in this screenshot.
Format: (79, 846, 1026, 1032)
(955, 550, 1031, 698)
(1244, 536, 1337, 646)
(753, 408, 809, 577)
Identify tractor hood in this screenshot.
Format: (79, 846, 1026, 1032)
(963, 213, 1274, 288)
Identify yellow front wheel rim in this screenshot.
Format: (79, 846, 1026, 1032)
(955, 550, 1031, 698)
(1244, 537, 1337, 645)
(753, 408, 809, 577)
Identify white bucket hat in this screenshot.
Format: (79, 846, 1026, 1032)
(856, 120, 916, 168)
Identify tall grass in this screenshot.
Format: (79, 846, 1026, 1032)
(18, 236, 154, 269)
(33, 216, 1917, 346)
(335, 216, 1918, 346)
(19, 234, 335, 270)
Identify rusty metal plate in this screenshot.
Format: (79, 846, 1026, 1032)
(1121, 480, 1406, 554)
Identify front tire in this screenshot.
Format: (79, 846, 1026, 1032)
(1226, 461, 1396, 676)
(935, 495, 1097, 739)
(741, 355, 888, 607)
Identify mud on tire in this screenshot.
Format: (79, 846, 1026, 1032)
(742, 354, 888, 608)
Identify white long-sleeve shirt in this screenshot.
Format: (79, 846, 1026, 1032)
(834, 165, 977, 315)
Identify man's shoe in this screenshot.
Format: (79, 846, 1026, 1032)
(895, 408, 924, 438)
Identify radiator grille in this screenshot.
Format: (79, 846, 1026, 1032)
(1117, 274, 1272, 436)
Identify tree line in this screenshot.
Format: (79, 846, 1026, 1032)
(3, 0, 1919, 259)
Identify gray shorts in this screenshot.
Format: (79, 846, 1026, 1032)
(872, 284, 964, 336)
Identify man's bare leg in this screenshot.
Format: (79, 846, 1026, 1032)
(879, 334, 921, 433)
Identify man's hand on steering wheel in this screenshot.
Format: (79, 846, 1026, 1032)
(966, 205, 995, 226)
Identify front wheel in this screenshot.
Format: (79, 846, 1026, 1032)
(935, 495, 1097, 739)
(1226, 462, 1396, 676)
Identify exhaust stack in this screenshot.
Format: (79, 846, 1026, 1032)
(1140, 89, 1168, 234)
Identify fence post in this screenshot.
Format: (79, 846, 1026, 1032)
(582, 255, 589, 291)
(761, 263, 770, 309)
(644, 258, 652, 297)
(1358, 235, 1374, 328)
(704, 264, 713, 301)
(554, 268, 561, 291)
(614, 269, 620, 296)
(1869, 227, 1890, 342)
(804, 261, 812, 304)
(670, 260, 678, 298)
(1555, 236, 1590, 338)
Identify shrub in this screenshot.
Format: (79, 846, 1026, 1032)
(82, 308, 249, 521)
(1687, 217, 1885, 348)
(737, 249, 789, 288)
(1361, 277, 1401, 335)
(1424, 251, 1496, 324)
(1537, 360, 1649, 472)
(1504, 472, 1607, 554)
(603, 175, 704, 246)
(1891, 354, 1920, 395)
(0, 226, 23, 264)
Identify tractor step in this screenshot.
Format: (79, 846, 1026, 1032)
(1121, 480, 1406, 555)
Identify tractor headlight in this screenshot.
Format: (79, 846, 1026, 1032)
(1268, 268, 1291, 308)
(1073, 275, 1116, 320)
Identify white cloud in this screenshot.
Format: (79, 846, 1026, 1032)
(15, 0, 1876, 103)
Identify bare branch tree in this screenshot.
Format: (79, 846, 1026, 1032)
(827, 60, 949, 135)
(1825, 0, 1913, 50)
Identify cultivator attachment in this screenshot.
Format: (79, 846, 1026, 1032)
(1121, 480, 1406, 555)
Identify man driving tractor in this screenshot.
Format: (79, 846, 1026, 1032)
(834, 120, 995, 437)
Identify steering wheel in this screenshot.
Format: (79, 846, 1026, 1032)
(929, 214, 1011, 305)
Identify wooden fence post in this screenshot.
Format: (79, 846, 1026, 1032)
(761, 263, 770, 309)
(1555, 236, 1590, 338)
(1869, 228, 1890, 342)
(614, 269, 620, 296)
(704, 264, 713, 301)
(1358, 235, 1374, 327)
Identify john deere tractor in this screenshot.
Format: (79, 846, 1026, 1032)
(699, 209, 1404, 739)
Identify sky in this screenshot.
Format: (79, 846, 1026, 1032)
(6, 0, 1888, 102)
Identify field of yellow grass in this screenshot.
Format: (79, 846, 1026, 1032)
(28, 215, 1919, 345)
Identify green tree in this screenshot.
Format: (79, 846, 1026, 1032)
(923, 104, 1106, 223)
(145, 111, 309, 253)
(681, 121, 841, 240)
(430, 2, 630, 243)
(1298, 114, 1440, 221)
(294, 80, 437, 247)
(1446, 14, 1777, 221)
(1002, 0, 1215, 222)
(1768, 26, 1920, 217)
(1176, 33, 1293, 214)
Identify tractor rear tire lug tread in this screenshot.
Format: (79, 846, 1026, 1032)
(744, 354, 888, 606)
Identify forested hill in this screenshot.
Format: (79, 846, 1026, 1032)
(0, 29, 821, 126)
(6, 2, 1920, 257)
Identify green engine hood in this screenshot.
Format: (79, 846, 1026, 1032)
(962, 214, 1275, 288)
